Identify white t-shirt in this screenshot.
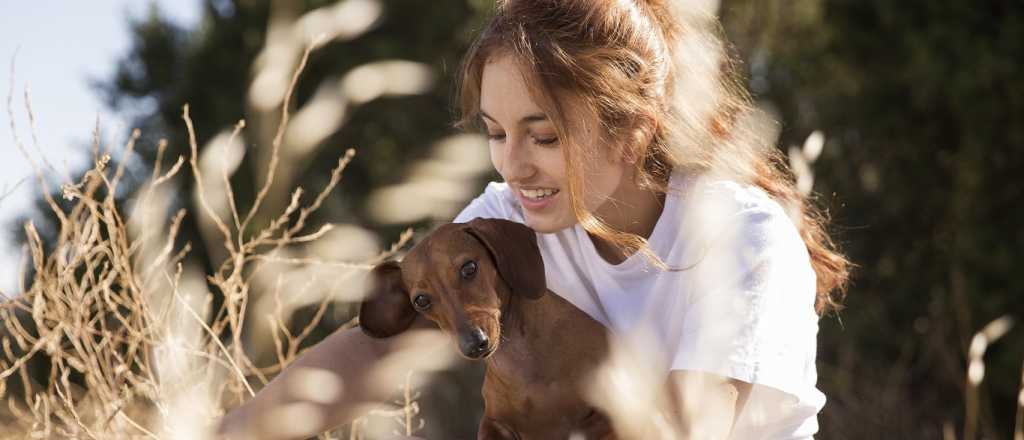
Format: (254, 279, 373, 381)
(453, 171, 825, 439)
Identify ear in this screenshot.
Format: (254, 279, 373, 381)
(464, 218, 546, 299)
(359, 261, 415, 338)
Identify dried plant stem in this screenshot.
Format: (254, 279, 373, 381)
(166, 269, 255, 397)
(109, 128, 141, 193)
(242, 39, 323, 232)
(1015, 360, 1023, 440)
(224, 119, 246, 235)
(0, 176, 28, 207)
(0, 335, 51, 381)
(117, 411, 160, 440)
(402, 370, 422, 436)
(964, 316, 1015, 440)
(22, 83, 64, 180)
(184, 104, 236, 256)
(7, 52, 69, 229)
(0, 18, 426, 439)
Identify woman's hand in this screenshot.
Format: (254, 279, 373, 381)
(663, 370, 752, 439)
(216, 317, 444, 440)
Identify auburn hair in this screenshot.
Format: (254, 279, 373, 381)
(455, 0, 850, 315)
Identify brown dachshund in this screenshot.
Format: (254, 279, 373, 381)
(359, 218, 614, 440)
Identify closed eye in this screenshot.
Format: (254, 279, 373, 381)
(533, 136, 558, 146)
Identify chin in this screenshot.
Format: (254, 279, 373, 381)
(523, 214, 575, 234)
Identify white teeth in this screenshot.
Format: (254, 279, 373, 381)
(521, 188, 559, 199)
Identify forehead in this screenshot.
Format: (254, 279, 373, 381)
(479, 55, 600, 138)
(480, 56, 546, 119)
(402, 225, 486, 281)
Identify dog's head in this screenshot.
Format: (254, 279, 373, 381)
(359, 218, 546, 360)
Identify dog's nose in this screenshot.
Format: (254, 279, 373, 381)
(459, 327, 491, 359)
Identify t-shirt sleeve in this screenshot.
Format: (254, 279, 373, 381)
(453, 182, 524, 223)
(670, 204, 821, 400)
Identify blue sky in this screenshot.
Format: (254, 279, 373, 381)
(0, 1, 201, 293)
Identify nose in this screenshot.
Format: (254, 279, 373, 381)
(495, 136, 535, 183)
(458, 327, 492, 359)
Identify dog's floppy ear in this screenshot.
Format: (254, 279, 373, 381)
(464, 218, 546, 299)
(359, 261, 415, 338)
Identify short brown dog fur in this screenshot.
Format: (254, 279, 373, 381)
(360, 218, 614, 440)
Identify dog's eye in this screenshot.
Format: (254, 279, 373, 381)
(460, 260, 478, 280)
(413, 294, 431, 310)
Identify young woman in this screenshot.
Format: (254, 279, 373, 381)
(219, 0, 849, 438)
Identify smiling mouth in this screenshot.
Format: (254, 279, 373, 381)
(519, 187, 560, 200)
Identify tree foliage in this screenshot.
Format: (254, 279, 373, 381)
(6, 0, 1022, 438)
(722, 1, 1023, 437)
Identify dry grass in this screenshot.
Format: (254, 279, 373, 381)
(2, 8, 1022, 440)
(0, 40, 422, 439)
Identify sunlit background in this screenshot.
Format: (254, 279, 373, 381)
(1, 1, 1021, 439)
(0, 1, 201, 293)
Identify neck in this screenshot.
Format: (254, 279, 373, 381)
(600, 188, 665, 237)
(590, 178, 666, 264)
(486, 293, 538, 367)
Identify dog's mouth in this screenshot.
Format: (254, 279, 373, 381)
(461, 343, 497, 360)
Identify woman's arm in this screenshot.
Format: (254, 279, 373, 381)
(663, 370, 752, 439)
(216, 317, 442, 440)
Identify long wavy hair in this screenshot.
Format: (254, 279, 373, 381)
(455, 0, 849, 315)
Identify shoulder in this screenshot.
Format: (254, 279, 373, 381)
(453, 181, 525, 223)
(672, 174, 815, 310)
(669, 178, 823, 419)
(676, 175, 806, 262)
(686, 177, 788, 225)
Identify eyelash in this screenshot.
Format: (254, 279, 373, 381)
(486, 133, 559, 146)
(534, 136, 559, 146)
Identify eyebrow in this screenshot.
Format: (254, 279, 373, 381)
(479, 110, 549, 127)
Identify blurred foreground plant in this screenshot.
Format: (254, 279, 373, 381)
(0, 40, 424, 439)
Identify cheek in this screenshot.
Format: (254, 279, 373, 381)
(581, 156, 626, 208)
(415, 303, 450, 330)
(428, 312, 457, 335)
(489, 145, 503, 176)
(533, 148, 567, 184)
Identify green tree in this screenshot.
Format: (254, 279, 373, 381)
(7, 0, 1022, 437)
(721, 1, 1024, 437)
(7, 1, 495, 437)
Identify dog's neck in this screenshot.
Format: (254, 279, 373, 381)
(476, 288, 612, 437)
(498, 291, 526, 342)
(485, 292, 565, 377)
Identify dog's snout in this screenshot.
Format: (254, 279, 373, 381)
(473, 332, 490, 352)
(459, 327, 492, 359)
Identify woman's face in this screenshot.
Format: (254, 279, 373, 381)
(479, 54, 630, 233)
